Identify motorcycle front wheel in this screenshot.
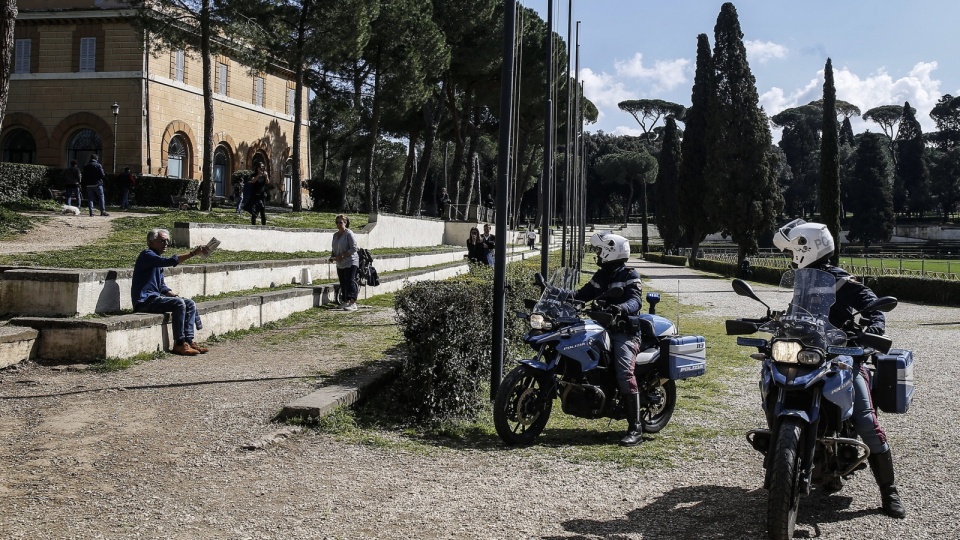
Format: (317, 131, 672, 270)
(640, 379, 676, 433)
(493, 365, 553, 445)
(767, 417, 804, 540)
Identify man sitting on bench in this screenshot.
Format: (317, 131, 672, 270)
(131, 228, 210, 356)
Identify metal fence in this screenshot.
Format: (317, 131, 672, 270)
(700, 252, 960, 281)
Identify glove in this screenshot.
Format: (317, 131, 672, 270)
(606, 304, 624, 317)
(864, 325, 885, 335)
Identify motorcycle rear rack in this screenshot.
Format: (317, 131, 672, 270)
(818, 436, 871, 478)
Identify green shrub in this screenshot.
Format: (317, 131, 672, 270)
(662, 254, 688, 266)
(130, 175, 200, 207)
(643, 253, 664, 263)
(307, 177, 343, 211)
(867, 275, 960, 306)
(393, 263, 539, 425)
(0, 163, 55, 204)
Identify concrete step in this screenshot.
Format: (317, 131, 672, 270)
(0, 325, 39, 369)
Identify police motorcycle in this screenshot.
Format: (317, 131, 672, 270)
(493, 267, 706, 446)
(726, 269, 901, 539)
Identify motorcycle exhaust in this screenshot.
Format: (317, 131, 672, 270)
(819, 436, 871, 477)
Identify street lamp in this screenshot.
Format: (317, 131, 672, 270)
(111, 102, 119, 173)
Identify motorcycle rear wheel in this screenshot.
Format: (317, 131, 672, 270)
(767, 417, 804, 540)
(640, 379, 676, 433)
(493, 365, 553, 446)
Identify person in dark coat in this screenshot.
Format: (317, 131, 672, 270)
(63, 160, 83, 208)
(466, 226, 485, 264)
(82, 154, 108, 216)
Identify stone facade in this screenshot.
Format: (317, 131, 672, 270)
(1, 1, 311, 204)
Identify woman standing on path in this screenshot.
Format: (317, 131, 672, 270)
(330, 214, 359, 311)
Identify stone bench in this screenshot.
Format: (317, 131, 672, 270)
(0, 325, 39, 369)
(0, 250, 470, 318)
(4, 249, 537, 363)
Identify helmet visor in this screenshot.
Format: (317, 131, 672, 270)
(774, 218, 807, 252)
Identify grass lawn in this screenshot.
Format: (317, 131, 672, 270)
(838, 256, 959, 274)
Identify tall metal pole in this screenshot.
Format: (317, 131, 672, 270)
(540, 0, 554, 277)
(111, 102, 119, 173)
(571, 22, 581, 263)
(492, 0, 517, 400)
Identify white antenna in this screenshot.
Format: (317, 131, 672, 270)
(676, 279, 681, 334)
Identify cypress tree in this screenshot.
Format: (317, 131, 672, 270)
(654, 116, 683, 252)
(848, 133, 895, 250)
(895, 101, 931, 217)
(706, 2, 782, 263)
(678, 33, 715, 266)
(819, 58, 841, 263)
(839, 117, 856, 147)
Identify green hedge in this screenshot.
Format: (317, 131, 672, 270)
(129, 175, 200, 207)
(0, 163, 57, 204)
(867, 275, 960, 306)
(643, 253, 664, 263)
(393, 263, 539, 425)
(662, 254, 688, 266)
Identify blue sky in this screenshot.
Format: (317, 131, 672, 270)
(523, 0, 960, 140)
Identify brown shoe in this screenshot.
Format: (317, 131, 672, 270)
(189, 341, 209, 354)
(172, 342, 199, 356)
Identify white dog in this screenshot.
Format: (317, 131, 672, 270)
(61, 204, 81, 215)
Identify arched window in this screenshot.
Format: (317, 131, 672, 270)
(283, 159, 293, 206)
(67, 128, 102, 166)
(167, 135, 187, 178)
(2, 129, 37, 164)
(213, 145, 230, 196)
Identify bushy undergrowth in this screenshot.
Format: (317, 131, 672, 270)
(0, 163, 54, 204)
(393, 261, 542, 425)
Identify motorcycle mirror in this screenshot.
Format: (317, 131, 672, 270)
(858, 296, 898, 314)
(732, 279, 771, 311)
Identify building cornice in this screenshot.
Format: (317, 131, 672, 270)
(16, 9, 136, 22)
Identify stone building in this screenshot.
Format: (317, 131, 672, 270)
(1, 0, 311, 205)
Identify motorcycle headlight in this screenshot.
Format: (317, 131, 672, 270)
(797, 350, 823, 365)
(771, 340, 802, 364)
(529, 314, 552, 330)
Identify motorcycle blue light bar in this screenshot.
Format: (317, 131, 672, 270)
(737, 337, 768, 348)
(827, 346, 864, 356)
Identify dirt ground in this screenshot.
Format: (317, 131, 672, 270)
(0, 216, 958, 539)
(0, 211, 130, 255)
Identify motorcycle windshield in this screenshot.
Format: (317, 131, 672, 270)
(533, 267, 580, 322)
(764, 268, 847, 348)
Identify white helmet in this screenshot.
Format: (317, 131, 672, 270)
(773, 219, 835, 268)
(590, 232, 630, 264)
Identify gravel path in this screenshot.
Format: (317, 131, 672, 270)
(0, 211, 130, 255)
(1, 259, 958, 539)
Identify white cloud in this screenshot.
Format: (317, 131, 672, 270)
(578, 67, 636, 127)
(745, 40, 788, 64)
(759, 61, 943, 134)
(612, 53, 691, 92)
(611, 125, 644, 137)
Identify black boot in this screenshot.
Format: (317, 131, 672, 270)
(619, 393, 643, 447)
(868, 450, 906, 519)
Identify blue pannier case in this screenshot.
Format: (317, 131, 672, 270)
(872, 348, 915, 414)
(659, 335, 706, 380)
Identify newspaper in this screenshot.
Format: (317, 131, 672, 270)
(201, 237, 221, 259)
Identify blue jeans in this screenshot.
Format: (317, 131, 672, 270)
(136, 296, 201, 345)
(120, 188, 130, 209)
(336, 265, 358, 302)
(86, 185, 105, 215)
(65, 187, 82, 207)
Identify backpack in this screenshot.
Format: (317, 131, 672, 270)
(357, 248, 379, 286)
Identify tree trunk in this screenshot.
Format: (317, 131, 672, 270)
(198, 0, 214, 211)
(290, 0, 312, 212)
(393, 129, 418, 213)
(462, 106, 481, 215)
(339, 156, 351, 210)
(641, 182, 648, 253)
(411, 88, 443, 216)
(363, 63, 382, 214)
(0, 0, 16, 127)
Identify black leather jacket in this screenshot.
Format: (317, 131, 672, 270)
(820, 265, 885, 333)
(574, 261, 643, 316)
